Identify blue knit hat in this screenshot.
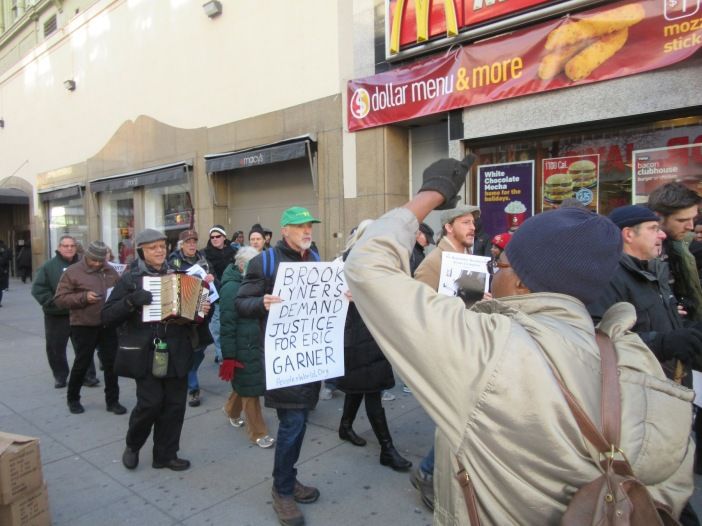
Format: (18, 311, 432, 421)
(608, 205, 659, 230)
(505, 207, 622, 304)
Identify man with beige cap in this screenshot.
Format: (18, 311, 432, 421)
(54, 240, 125, 415)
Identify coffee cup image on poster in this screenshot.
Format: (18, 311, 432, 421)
(542, 155, 600, 211)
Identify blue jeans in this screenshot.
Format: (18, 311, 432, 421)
(420, 445, 435, 475)
(273, 408, 308, 496)
(187, 345, 206, 392)
(210, 303, 222, 361)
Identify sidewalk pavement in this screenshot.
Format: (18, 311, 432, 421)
(1, 277, 700, 525)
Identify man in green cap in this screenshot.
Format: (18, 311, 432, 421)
(235, 206, 321, 526)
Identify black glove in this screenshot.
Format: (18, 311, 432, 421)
(128, 289, 153, 307)
(418, 154, 476, 210)
(661, 328, 702, 369)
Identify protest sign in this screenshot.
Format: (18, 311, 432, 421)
(438, 252, 490, 305)
(265, 261, 349, 390)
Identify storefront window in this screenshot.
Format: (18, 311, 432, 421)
(470, 115, 702, 218)
(144, 182, 193, 255)
(100, 190, 135, 264)
(47, 196, 87, 254)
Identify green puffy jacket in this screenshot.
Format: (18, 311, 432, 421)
(31, 253, 79, 316)
(220, 263, 265, 397)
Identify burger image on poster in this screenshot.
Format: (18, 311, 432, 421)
(504, 200, 528, 230)
(544, 173, 574, 205)
(568, 160, 597, 189)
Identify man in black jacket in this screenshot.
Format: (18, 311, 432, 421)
(103, 228, 210, 472)
(235, 206, 322, 526)
(588, 205, 702, 382)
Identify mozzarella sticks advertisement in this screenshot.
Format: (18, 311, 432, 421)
(542, 155, 600, 212)
(348, 0, 702, 131)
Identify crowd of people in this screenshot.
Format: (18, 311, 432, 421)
(20, 153, 702, 525)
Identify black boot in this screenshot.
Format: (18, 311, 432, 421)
(339, 395, 367, 447)
(369, 408, 412, 471)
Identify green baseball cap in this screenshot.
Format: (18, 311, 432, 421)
(280, 206, 321, 227)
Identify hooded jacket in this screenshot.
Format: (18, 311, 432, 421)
(31, 252, 80, 316)
(344, 207, 694, 526)
(235, 240, 321, 409)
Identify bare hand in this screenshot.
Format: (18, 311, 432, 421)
(678, 304, 688, 317)
(202, 300, 211, 316)
(344, 290, 353, 303)
(204, 274, 215, 284)
(86, 291, 102, 304)
(482, 292, 493, 301)
(263, 294, 282, 311)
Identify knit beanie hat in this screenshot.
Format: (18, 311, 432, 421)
(608, 205, 659, 230)
(209, 225, 227, 237)
(85, 240, 107, 261)
(135, 228, 167, 247)
(249, 223, 265, 238)
(504, 207, 622, 304)
(491, 232, 512, 251)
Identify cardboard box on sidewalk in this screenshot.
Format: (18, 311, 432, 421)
(0, 484, 50, 526)
(0, 432, 43, 505)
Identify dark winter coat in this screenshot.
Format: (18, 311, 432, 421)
(587, 254, 684, 381)
(235, 240, 321, 409)
(101, 260, 198, 379)
(337, 301, 394, 394)
(409, 242, 426, 276)
(0, 245, 10, 290)
(167, 249, 214, 348)
(472, 230, 492, 258)
(31, 252, 80, 316)
(220, 263, 265, 397)
(204, 241, 236, 282)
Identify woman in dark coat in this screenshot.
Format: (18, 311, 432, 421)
(336, 220, 411, 471)
(219, 246, 274, 448)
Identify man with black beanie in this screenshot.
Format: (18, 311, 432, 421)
(344, 156, 694, 524)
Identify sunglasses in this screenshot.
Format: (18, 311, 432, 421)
(210, 234, 223, 239)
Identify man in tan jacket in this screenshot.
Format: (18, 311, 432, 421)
(345, 156, 694, 525)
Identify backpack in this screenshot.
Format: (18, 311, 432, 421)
(260, 247, 320, 290)
(456, 331, 682, 526)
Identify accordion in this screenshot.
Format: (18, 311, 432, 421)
(141, 274, 209, 323)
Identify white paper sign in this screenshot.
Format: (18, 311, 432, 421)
(186, 263, 219, 303)
(438, 252, 491, 303)
(693, 371, 702, 408)
(264, 261, 348, 390)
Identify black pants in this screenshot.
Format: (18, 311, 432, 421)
(67, 325, 119, 404)
(126, 373, 188, 463)
(344, 391, 383, 419)
(45, 315, 71, 383)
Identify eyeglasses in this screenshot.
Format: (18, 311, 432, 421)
(210, 234, 223, 240)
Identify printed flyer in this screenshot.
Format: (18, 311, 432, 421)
(478, 161, 534, 237)
(542, 154, 600, 211)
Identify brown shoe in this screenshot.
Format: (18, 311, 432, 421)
(293, 480, 319, 504)
(272, 489, 305, 526)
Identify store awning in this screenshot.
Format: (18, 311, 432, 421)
(38, 184, 83, 202)
(89, 162, 192, 193)
(204, 136, 314, 173)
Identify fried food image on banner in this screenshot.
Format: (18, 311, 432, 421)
(538, 2, 644, 81)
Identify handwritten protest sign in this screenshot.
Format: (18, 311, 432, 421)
(264, 261, 349, 390)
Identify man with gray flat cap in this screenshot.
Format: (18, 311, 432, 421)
(344, 155, 694, 524)
(54, 240, 124, 415)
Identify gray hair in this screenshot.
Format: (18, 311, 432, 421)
(344, 219, 374, 253)
(235, 246, 259, 272)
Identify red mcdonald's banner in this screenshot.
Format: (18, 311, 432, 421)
(349, 0, 702, 131)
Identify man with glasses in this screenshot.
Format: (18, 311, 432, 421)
(204, 225, 232, 364)
(32, 235, 98, 388)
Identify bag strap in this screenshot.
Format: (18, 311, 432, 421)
(456, 330, 623, 525)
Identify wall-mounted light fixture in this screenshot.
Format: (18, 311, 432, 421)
(64, 79, 76, 91)
(0, 119, 4, 128)
(202, 1, 222, 18)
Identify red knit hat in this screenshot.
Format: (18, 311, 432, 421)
(491, 232, 512, 251)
